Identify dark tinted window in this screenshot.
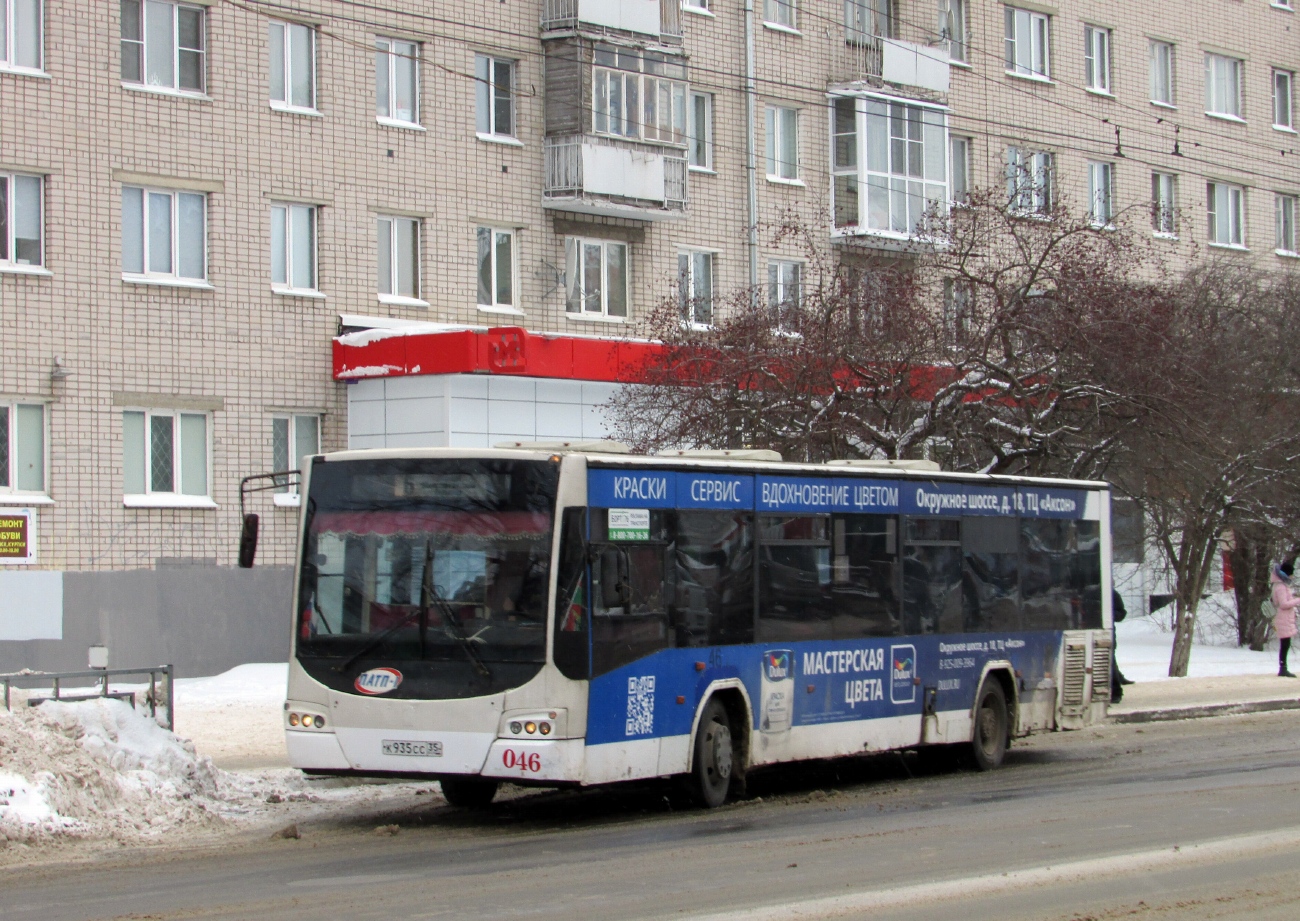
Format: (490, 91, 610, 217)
(591, 509, 672, 676)
(553, 507, 589, 679)
(758, 516, 832, 642)
(903, 517, 962, 634)
(1074, 521, 1103, 629)
(832, 515, 901, 638)
(673, 511, 754, 647)
(963, 516, 1020, 632)
(1020, 519, 1075, 630)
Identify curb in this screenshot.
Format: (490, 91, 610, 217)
(1111, 698, 1300, 724)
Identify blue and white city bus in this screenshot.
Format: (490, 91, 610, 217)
(282, 444, 1113, 808)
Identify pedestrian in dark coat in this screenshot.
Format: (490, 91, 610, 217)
(1111, 590, 1129, 701)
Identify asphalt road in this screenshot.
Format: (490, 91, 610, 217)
(6, 710, 1300, 921)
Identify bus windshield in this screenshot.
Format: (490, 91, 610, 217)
(295, 458, 558, 698)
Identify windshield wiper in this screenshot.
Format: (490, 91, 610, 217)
(422, 541, 492, 680)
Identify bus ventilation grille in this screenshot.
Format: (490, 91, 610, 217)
(1061, 644, 1088, 707)
(1091, 641, 1112, 702)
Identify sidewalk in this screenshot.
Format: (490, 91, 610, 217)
(1109, 673, 1300, 723)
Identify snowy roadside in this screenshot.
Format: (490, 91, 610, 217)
(1117, 591, 1281, 682)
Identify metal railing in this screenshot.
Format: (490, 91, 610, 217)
(544, 136, 584, 196)
(2, 666, 175, 731)
(665, 155, 689, 206)
(831, 32, 884, 84)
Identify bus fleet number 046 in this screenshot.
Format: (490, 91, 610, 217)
(502, 749, 543, 772)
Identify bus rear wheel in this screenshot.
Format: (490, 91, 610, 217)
(439, 776, 499, 808)
(690, 699, 734, 808)
(970, 679, 1009, 771)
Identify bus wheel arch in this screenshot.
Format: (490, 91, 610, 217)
(969, 671, 1013, 771)
(686, 685, 752, 806)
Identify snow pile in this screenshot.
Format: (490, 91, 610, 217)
(0, 698, 297, 845)
(1116, 590, 1280, 682)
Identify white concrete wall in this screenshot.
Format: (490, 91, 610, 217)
(347, 374, 622, 449)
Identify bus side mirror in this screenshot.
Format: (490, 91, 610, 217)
(600, 548, 632, 608)
(238, 514, 260, 569)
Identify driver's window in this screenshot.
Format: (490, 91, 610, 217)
(590, 508, 672, 676)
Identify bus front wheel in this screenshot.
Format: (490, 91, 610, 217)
(690, 699, 734, 808)
(970, 678, 1009, 771)
(439, 776, 499, 808)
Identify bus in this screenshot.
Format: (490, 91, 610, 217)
(276, 443, 1113, 808)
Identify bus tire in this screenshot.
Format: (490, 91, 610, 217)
(439, 776, 499, 808)
(690, 699, 734, 808)
(970, 678, 1009, 771)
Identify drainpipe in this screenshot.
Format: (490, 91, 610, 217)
(743, 0, 760, 305)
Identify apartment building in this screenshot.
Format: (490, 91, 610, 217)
(1, 0, 1294, 670)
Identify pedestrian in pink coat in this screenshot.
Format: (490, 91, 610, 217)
(1272, 561, 1299, 677)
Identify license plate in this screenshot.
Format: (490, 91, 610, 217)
(381, 739, 443, 757)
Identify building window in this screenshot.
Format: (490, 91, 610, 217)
(1006, 147, 1053, 215)
(688, 92, 713, 170)
(1277, 194, 1297, 253)
(764, 0, 796, 29)
(678, 251, 713, 326)
(845, 0, 891, 43)
(475, 55, 515, 138)
(272, 414, 319, 492)
(831, 96, 948, 235)
(592, 46, 686, 143)
(0, 173, 42, 268)
(949, 136, 970, 204)
(477, 227, 515, 309)
(375, 37, 419, 126)
(767, 260, 801, 324)
(1087, 161, 1113, 226)
(1205, 53, 1243, 118)
(1207, 181, 1245, 247)
(271, 203, 316, 292)
(1084, 26, 1110, 93)
(682, 0, 709, 10)
(377, 216, 419, 299)
(1150, 40, 1174, 106)
(1275, 69, 1294, 129)
(940, 0, 966, 62)
(123, 410, 208, 498)
(122, 186, 206, 281)
(1152, 171, 1177, 235)
(565, 238, 628, 318)
(1, 0, 41, 71)
(0, 403, 45, 494)
(121, 0, 205, 94)
(268, 20, 315, 111)
(1004, 7, 1049, 79)
(765, 106, 799, 180)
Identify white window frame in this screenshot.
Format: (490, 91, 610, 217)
(272, 414, 320, 502)
(592, 47, 687, 144)
(271, 203, 317, 294)
(1005, 7, 1050, 80)
(1149, 40, 1175, 107)
(1, 0, 42, 73)
(688, 91, 714, 171)
(678, 250, 714, 327)
(1207, 181, 1245, 247)
(0, 172, 43, 270)
(940, 0, 966, 63)
(1277, 194, 1297, 254)
(845, 0, 891, 43)
(375, 37, 420, 128)
(1084, 26, 1110, 93)
(268, 19, 316, 113)
(377, 215, 421, 302)
(949, 135, 970, 204)
(1205, 53, 1243, 119)
(0, 402, 47, 497)
(565, 238, 629, 319)
(1006, 147, 1053, 215)
(767, 259, 802, 324)
(763, 0, 797, 31)
(120, 0, 206, 96)
(477, 226, 516, 311)
(122, 408, 214, 507)
(765, 105, 800, 181)
(475, 54, 517, 141)
(1152, 171, 1177, 236)
(682, 0, 710, 11)
(1274, 69, 1294, 130)
(121, 185, 207, 284)
(1087, 161, 1114, 227)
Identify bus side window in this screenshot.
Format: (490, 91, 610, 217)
(672, 510, 755, 648)
(591, 509, 672, 676)
(962, 516, 1020, 633)
(553, 507, 590, 680)
(758, 516, 832, 643)
(1020, 518, 1073, 630)
(1074, 520, 1103, 629)
(902, 518, 963, 635)
(832, 515, 901, 638)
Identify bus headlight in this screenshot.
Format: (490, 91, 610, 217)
(524, 721, 537, 734)
(510, 721, 522, 734)
(539, 722, 552, 736)
(289, 713, 301, 727)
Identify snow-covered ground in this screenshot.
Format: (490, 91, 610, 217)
(0, 591, 1281, 859)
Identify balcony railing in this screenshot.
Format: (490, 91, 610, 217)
(831, 32, 884, 85)
(665, 156, 688, 207)
(545, 136, 584, 196)
(542, 0, 682, 39)
(544, 136, 688, 218)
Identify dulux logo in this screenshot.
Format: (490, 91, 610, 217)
(764, 649, 792, 681)
(889, 644, 917, 704)
(355, 667, 403, 695)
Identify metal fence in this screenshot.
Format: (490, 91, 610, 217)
(1, 665, 175, 731)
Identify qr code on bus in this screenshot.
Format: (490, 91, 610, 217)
(625, 675, 655, 737)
